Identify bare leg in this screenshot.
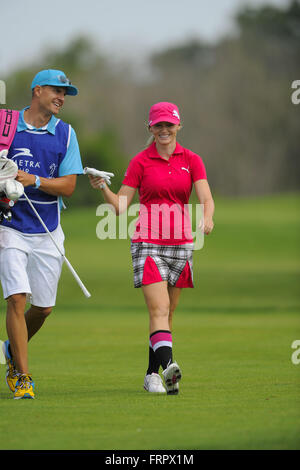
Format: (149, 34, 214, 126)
(142, 281, 170, 334)
(167, 285, 182, 332)
(6, 293, 28, 374)
(25, 305, 52, 341)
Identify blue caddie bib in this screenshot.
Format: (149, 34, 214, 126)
(2, 119, 70, 234)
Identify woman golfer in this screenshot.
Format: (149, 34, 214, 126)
(89, 102, 214, 394)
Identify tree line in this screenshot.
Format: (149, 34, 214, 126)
(3, 0, 300, 204)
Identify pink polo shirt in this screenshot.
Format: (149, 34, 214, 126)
(122, 141, 207, 245)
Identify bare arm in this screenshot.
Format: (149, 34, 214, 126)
(194, 179, 215, 235)
(88, 175, 136, 215)
(16, 170, 77, 198)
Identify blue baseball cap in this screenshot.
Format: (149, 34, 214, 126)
(31, 69, 78, 96)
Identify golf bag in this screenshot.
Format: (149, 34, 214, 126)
(0, 109, 21, 222)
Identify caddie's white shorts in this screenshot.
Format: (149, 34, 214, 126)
(0, 225, 65, 307)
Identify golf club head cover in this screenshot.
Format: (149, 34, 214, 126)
(0, 150, 18, 181)
(0, 179, 24, 201)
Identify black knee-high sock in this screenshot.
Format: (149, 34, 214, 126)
(149, 330, 173, 370)
(147, 343, 160, 375)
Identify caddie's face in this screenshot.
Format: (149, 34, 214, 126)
(35, 85, 67, 115)
(149, 122, 180, 146)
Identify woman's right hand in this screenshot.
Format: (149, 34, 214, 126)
(88, 174, 106, 189)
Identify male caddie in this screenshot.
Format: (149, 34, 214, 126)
(0, 69, 83, 399)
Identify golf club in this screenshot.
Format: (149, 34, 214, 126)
(23, 192, 91, 298)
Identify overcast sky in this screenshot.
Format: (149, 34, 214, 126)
(1, 0, 290, 76)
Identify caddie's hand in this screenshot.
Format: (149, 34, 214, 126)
(88, 174, 106, 190)
(16, 170, 36, 187)
(0, 197, 13, 223)
(199, 216, 214, 235)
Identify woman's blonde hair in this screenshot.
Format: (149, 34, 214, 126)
(145, 134, 155, 148)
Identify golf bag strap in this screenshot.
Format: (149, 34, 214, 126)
(0, 109, 19, 151)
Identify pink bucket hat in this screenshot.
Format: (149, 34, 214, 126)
(148, 102, 180, 126)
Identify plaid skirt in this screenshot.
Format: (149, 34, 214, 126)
(130, 241, 194, 288)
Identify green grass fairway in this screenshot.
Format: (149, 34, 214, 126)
(0, 193, 299, 450)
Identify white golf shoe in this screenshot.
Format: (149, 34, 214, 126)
(144, 373, 166, 393)
(162, 362, 182, 395)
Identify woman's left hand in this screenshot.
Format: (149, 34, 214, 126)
(194, 180, 215, 235)
(199, 216, 214, 235)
